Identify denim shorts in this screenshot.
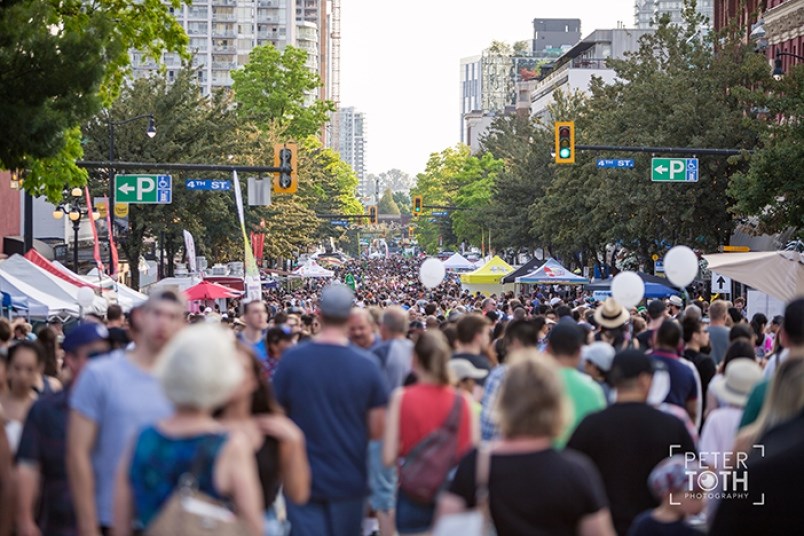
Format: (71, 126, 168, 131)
(368, 439, 398, 512)
(396, 488, 435, 534)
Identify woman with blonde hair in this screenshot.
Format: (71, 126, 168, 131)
(733, 358, 804, 455)
(383, 330, 478, 535)
(114, 324, 264, 535)
(438, 350, 615, 536)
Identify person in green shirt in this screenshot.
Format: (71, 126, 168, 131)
(740, 298, 804, 428)
(547, 322, 606, 447)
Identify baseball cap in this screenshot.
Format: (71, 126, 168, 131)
(582, 342, 616, 373)
(63, 323, 109, 353)
(449, 358, 489, 381)
(648, 455, 693, 498)
(608, 349, 655, 386)
(319, 284, 354, 320)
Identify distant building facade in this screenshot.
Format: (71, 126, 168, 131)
(337, 107, 367, 197)
(635, 0, 714, 28)
(527, 28, 654, 119)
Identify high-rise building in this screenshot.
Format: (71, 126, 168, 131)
(131, 0, 299, 96)
(634, 0, 714, 28)
(336, 107, 367, 197)
(527, 28, 654, 119)
(460, 19, 581, 146)
(532, 18, 582, 56)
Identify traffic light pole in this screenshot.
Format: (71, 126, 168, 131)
(575, 145, 748, 156)
(76, 161, 291, 173)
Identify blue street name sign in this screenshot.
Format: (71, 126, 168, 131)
(597, 158, 635, 169)
(185, 179, 232, 191)
(432, 211, 449, 217)
(331, 220, 349, 227)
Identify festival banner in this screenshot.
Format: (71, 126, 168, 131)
(84, 187, 105, 274)
(183, 230, 197, 273)
(104, 196, 119, 280)
(233, 171, 261, 301)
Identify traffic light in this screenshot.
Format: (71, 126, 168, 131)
(273, 142, 298, 194)
(412, 195, 423, 218)
(554, 121, 575, 164)
(368, 205, 378, 224)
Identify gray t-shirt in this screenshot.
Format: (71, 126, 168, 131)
(371, 338, 413, 391)
(70, 351, 173, 526)
(708, 325, 730, 365)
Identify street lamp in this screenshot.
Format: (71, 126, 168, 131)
(52, 188, 100, 273)
(772, 50, 804, 80)
(106, 112, 156, 273)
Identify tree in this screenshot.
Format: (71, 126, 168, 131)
(1, 0, 190, 200)
(232, 45, 335, 139)
(393, 191, 411, 215)
(729, 65, 804, 233)
(82, 71, 242, 288)
(378, 188, 401, 215)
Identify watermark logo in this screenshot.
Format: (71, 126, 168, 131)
(669, 445, 765, 506)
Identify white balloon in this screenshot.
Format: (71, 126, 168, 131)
(664, 246, 698, 287)
(611, 271, 645, 309)
(76, 287, 96, 308)
(419, 258, 446, 289)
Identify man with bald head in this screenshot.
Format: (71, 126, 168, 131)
(349, 307, 378, 350)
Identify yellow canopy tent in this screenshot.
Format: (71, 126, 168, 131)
(460, 256, 515, 294)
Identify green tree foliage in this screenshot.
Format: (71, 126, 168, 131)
(1, 0, 189, 200)
(378, 188, 401, 215)
(437, 8, 775, 268)
(393, 191, 411, 215)
(729, 66, 804, 233)
(411, 145, 502, 253)
(82, 72, 239, 289)
(232, 45, 335, 138)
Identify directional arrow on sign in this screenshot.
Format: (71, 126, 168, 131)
(716, 276, 726, 290)
(119, 183, 135, 194)
(655, 165, 668, 174)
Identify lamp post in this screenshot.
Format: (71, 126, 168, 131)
(772, 50, 804, 80)
(106, 113, 156, 273)
(52, 188, 100, 273)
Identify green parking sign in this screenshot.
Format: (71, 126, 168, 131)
(115, 174, 172, 204)
(651, 158, 699, 182)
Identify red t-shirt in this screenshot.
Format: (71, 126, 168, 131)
(398, 384, 473, 458)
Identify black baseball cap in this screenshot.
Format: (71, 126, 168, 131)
(609, 349, 656, 387)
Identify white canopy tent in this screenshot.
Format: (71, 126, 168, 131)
(293, 260, 335, 278)
(0, 255, 107, 315)
(83, 267, 148, 311)
(0, 269, 80, 318)
(442, 253, 476, 271)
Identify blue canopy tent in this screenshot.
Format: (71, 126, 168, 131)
(515, 258, 590, 285)
(585, 272, 681, 298)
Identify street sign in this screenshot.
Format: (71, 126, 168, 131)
(651, 158, 698, 182)
(330, 220, 349, 227)
(597, 158, 635, 169)
(185, 179, 232, 191)
(654, 260, 665, 276)
(711, 271, 732, 294)
(115, 174, 172, 204)
(432, 211, 449, 217)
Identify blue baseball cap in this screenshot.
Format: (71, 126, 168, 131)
(63, 323, 109, 354)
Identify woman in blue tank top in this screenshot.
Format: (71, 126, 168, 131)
(113, 324, 264, 536)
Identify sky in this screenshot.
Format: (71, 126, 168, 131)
(340, 0, 634, 178)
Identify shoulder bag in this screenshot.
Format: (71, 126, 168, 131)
(432, 444, 496, 536)
(145, 438, 250, 536)
(398, 392, 463, 504)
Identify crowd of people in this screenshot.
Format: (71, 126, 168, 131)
(0, 256, 801, 536)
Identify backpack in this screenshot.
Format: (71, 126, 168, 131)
(398, 393, 463, 504)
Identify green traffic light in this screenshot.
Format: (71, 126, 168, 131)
(559, 148, 571, 159)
